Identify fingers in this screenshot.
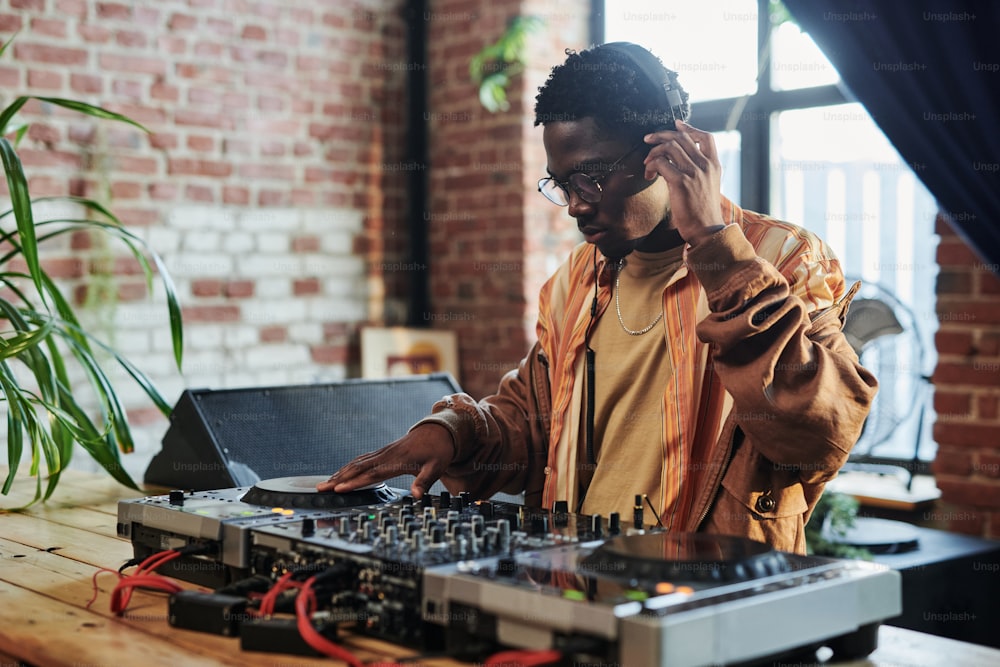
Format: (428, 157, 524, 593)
(643, 120, 719, 179)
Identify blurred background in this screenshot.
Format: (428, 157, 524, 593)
(0, 0, 997, 541)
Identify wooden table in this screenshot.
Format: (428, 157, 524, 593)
(3, 468, 999, 667)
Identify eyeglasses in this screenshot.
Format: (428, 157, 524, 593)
(537, 141, 645, 206)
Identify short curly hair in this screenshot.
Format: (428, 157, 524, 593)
(534, 43, 691, 140)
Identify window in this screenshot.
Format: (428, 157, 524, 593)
(604, 0, 939, 465)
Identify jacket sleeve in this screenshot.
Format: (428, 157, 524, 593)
(410, 341, 551, 502)
(687, 224, 878, 484)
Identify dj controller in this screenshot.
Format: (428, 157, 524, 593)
(117, 475, 902, 666)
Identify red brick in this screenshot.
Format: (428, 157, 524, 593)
(70, 230, 92, 250)
(222, 186, 249, 205)
(168, 12, 197, 30)
(933, 421, 1000, 449)
(167, 158, 232, 178)
(149, 183, 178, 200)
(935, 361, 1000, 387)
(174, 109, 230, 129)
(937, 477, 1000, 509)
(97, 2, 133, 20)
(937, 240, 981, 266)
(944, 509, 986, 536)
(989, 512, 1000, 540)
(978, 395, 999, 420)
(117, 281, 148, 301)
(310, 344, 348, 365)
(149, 133, 178, 150)
(116, 207, 159, 227)
(44, 257, 85, 279)
(11, 0, 44, 10)
(223, 281, 254, 298)
(151, 83, 179, 102)
(293, 278, 320, 295)
(70, 73, 103, 94)
(933, 391, 971, 418)
(115, 29, 147, 48)
(98, 53, 167, 75)
(979, 332, 1000, 356)
(191, 279, 222, 297)
(292, 236, 320, 253)
(184, 184, 214, 202)
(931, 447, 973, 476)
(0, 65, 19, 87)
(934, 330, 975, 356)
(936, 270, 972, 294)
(110, 181, 142, 200)
(977, 453, 1000, 479)
(187, 135, 215, 152)
(14, 42, 86, 66)
(31, 17, 67, 38)
(980, 271, 1000, 296)
(936, 301, 1000, 325)
(114, 156, 158, 175)
(242, 25, 267, 40)
(0, 15, 25, 33)
(77, 23, 111, 43)
(260, 326, 287, 343)
(183, 305, 240, 322)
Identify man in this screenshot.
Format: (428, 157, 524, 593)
(320, 43, 877, 554)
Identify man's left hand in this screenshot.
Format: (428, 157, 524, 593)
(643, 120, 726, 245)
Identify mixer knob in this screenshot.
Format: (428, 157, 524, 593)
(478, 500, 495, 520)
(168, 490, 185, 506)
(451, 496, 463, 511)
(301, 518, 315, 537)
(590, 514, 604, 538)
(609, 512, 621, 535)
(460, 491, 472, 507)
(440, 491, 451, 507)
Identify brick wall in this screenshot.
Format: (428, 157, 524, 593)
(0, 0, 410, 478)
(424, 0, 588, 398)
(931, 215, 1000, 539)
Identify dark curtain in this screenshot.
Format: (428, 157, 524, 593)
(783, 0, 1000, 271)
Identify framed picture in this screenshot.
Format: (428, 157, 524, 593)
(361, 327, 459, 382)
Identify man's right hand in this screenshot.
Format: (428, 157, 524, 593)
(315, 423, 455, 499)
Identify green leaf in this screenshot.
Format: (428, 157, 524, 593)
(0, 138, 43, 299)
(32, 97, 149, 134)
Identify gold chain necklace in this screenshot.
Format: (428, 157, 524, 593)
(614, 259, 663, 336)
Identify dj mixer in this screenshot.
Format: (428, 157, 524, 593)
(117, 475, 902, 666)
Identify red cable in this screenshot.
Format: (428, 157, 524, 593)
(294, 577, 365, 667)
(87, 550, 185, 615)
(484, 648, 563, 667)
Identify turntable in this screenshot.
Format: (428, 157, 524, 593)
(116, 475, 404, 587)
(424, 531, 902, 666)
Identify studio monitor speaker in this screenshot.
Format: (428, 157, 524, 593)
(144, 373, 461, 493)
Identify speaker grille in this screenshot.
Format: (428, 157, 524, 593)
(187, 374, 460, 488)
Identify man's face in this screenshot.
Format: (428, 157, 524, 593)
(542, 118, 670, 260)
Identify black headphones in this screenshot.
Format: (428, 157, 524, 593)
(600, 42, 688, 131)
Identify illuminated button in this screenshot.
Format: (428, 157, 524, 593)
(562, 590, 586, 601)
(675, 586, 694, 595)
(281, 509, 294, 516)
(655, 582, 675, 595)
(271, 507, 285, 513)
(624, 590, 648, 601)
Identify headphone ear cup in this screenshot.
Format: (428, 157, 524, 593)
(601, 42, 687, 129)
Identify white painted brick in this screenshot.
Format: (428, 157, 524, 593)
(323, 276, 365, 297)
(302, 254, 364, 277)
(255, 231, 290, 253)
(166, 252, 234, 277)
(181, 350, 233, 379)
(144, 227, 182, 253)
(239, 208, 299, 232)
(255, 277, 292, 299)
(169, 205, 238, 231)
(184, 324, 225, 350)
(182, 230, 222, 252)
(242, 299, 308, 326)
(318, 231, 355, 255)
(307, 297, 366, 322)
(288, 322, 323, 344)
(109, 328, 152, 355)
(236, 254, 303, 277)
(302, 208, 363, 233)
(114, 303, 174, 329)
(242, 344, 310, 370)
(222, 231, 255, 254)
(224, 325, 260, 347)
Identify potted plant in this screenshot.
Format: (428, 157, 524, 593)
(1, 37, 183, 507)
